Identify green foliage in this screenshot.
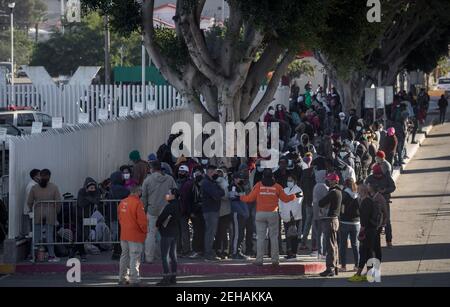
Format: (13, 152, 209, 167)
(0, 29, 33, 65)
(30, 12, 143, 76)
(236, 0, 328, 51)
(287, 59, 315, 80)
(154, 27, 189, 71)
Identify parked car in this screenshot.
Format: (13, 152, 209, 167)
(0, 106, 52, 134)
(437, 77, 450, 92)
(0, 123, 22, 150)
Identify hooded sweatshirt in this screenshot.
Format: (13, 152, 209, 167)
(340, 188, 360, 224)
(216, 177, 231, 217)
(279, 185, 303, 222)
(142, 171, 177, 216)
(77, 177, 101, 219)
(229, 183, 249, 218)
(107, 172, 130, 222)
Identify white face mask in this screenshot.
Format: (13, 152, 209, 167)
(257, 166, 263, 172)
(123, 173, 130, 180)
(356, 126, 362, 132)
(287, 181, 295, 188)
(375, 157, 382, 163)
(268, 110, 275, 115)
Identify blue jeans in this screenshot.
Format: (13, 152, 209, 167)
(160, 236, 177, 275)
(203, 211, 220, 258)
(312, 219, 325, 254)
(339, 223, 360, 267)
(34, 224, 56, 257)
(302, 206, 314, 245)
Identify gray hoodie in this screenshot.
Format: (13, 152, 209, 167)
(142, 171, 177, 216)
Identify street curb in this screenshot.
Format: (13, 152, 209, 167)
(391, 119, 435, 183)
(13, 261, 326, 276)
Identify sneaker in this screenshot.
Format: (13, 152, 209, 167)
(309, 250, 319, 257)
(348, 274, 367, 282)
(204, 256, 221, 262)
(48, 256, 60, 263)
(189, 252, 202, 259)
(284, 254, 296, 260)
(387, 241, 393, 248)
(319, 269, 335, 277)
(231, 253, 248, 260)
(253, 261, 263, 266)
(339, 266, 347, 272)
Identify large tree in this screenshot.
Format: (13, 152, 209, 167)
(316, 0, 450, 112)
(83, 0, 327, 124)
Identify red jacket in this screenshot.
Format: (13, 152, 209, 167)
(118, 195, 148, 243)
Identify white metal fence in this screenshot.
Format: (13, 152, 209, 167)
(8, 107, 195, 239)
(0, 84, 290, 125)
(0, 84, 185, 124)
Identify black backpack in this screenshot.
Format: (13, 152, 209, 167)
(191, 181, 203, 215)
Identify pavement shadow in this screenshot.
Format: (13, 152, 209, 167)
(391, 193, 450, 199)
(401, 167, 450, 175)
(381, 243, 450, 263)
(426, 133, 450, 138)
(418, 155, 450, 161)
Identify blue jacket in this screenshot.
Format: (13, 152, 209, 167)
(201, 176, 225, 213)
(229, 184, 249, 219)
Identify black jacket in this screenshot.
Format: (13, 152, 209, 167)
(106, 171, 130, 221)
(365, 174, 396, 201)
(76, 177, 101, 220)
(300, 167, 315, 207)
(156, 199, 181, 237)
(201, 176, 225, 213)
(340, 189, 360, 223)
(359, 197, 379, 229)
(318, 186, 342, 218)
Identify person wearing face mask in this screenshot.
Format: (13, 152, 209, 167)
(120, 165, 138, 191)
(264, 106, 277, 126)
(229, 172, 250, 259)
(73, 177, 102, 261)
(142, 160, 177, 264)
(213, 168, 231, 259)
(155, 188, 182, 286)
(347, 109, 359, 132)
(189, 167, 206, 259)
(107, 171, 130, 260)
(318, 173, 342, 277)
(374, 150, 392, 175)
(118, 185, 148, 286)
(27, 169, 62, 263)
(339, 179, 360, 272)
(176, 165, 194, 257)
(279, 175, 303, 259)
(348, 184, 380, 282)
(23, 169, 40, 237)
(380, 127, 398, 169)
(201, 165, 226, 261)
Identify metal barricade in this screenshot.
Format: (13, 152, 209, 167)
(31, 199, 121, 262)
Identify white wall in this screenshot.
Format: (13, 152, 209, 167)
(8, 107, 195, 239)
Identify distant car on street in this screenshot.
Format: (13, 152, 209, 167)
(0, 106, 52, 134)
(436, 77, 450, 92)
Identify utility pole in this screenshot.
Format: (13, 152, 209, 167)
(104, 15, 111, 84)
(141, 35, 146, 108)
(60, 0, 65, 35)
(9, 2, 15, 104)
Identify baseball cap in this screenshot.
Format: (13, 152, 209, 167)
(178, 165, 189, 173)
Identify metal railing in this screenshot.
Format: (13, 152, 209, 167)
(31, 199, 121, 262)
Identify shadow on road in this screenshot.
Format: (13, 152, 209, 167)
(401, 167, 450, 175)
(391, 193, 450, 199)
(381, 243, 450, 263)
(418, 155, 450, 161)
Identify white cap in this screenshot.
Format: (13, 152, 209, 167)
(178, 165, 189, 172)
(339, 112, 346, 118)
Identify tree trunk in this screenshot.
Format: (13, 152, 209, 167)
(35, 23, 39, 43)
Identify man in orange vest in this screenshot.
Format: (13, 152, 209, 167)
(118, 185, 148, 286)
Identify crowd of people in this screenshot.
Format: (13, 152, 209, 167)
(24, 82, 439, 285)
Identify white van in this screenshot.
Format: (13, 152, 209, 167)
(437, 77, 450, 92)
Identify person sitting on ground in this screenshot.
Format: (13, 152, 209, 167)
(118, 185, 148, 286)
